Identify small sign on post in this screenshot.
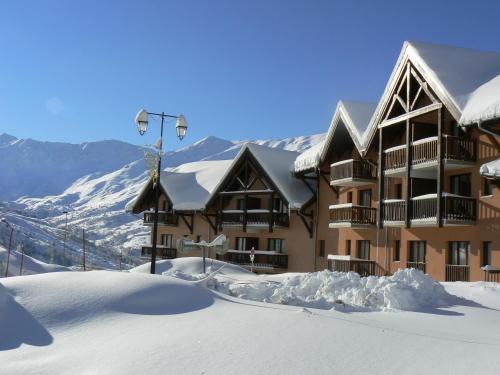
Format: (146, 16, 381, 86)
(250, 247, 255, 272)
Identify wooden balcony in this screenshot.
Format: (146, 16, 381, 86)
(217, 250, 288, 272)
(382, 200, 406, 226)
(330, 159, 377, 187)
(384, 136, 476, 176)
(483, 266, 500, 282)
(411, 194, 476, 225)
(327, 256, 383, 277)
(407, 262, 426, 273)
(445, 265, 470, 282)
(383, 195, 476, 226)
(141, 246, 177, 259)
(221, 210, 289, 228)
(328, 204, 376, 228)
(143, 211, 179, 226)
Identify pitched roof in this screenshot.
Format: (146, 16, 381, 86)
(211, 143, 315, 210)
(127, 159, 233, 212)
(364, 41, 500, 153)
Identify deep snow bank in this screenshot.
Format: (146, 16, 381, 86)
(215, 268, 453, 311)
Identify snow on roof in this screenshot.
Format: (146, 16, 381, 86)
(293, 100, 376, 173)
(480, 158, 500, 179)
(159, 160, 233, 211)
(127, 159, 233, 212)
(364, 41, 500, 153)
(293, 140, 325, 173)
(211, 143, 315, 209)
(320, 100, 376, 159)
(459, 75, 500, 125)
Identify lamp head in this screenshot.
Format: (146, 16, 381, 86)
(134, 109, 149, 136)
(175, 114, 188, 140)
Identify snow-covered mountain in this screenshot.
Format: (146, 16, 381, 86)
(0, 133, 324, 269)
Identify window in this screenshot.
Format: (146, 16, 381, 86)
(347, 191, 353, 203)
(161, 200, 172, 212)
(395, 184, 402, 200)
(449, 241, 470, 265)
(268, 238, 286, 253)
(160, 234, 173, 248)
(483, 178, 493, 196)
(346, 240, 351, 256)
(236, 237, 259, 250)
(319, 240, 325, 257)
(450, 174, 471, 197)
(196, 235, 201, 243)
(357, 240, 370, 260)
(359, 189, 372, 207)
(482, 242, 492, 267)
(237, 199, 245, 210)
(409, 241, 426, 263)
(394, 240, 401, 262)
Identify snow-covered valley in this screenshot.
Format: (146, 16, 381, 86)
(0, 133, 323, 268)
(1, 257, 499, 375)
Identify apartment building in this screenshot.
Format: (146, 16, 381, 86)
(129, 143, 316, 273)
(130, 41, 500, 281)
(297, 41, 500, 281)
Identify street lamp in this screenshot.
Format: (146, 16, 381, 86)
(1, 218, 14, 277)
(134, 109, 188, 274)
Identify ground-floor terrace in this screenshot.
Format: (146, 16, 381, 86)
(328, 225, 500, 282)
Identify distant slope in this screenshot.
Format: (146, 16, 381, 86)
(0, 132, 324, 268)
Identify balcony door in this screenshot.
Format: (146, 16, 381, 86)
(449, 241, 469, 266)
(450, 174, 471, 197)
(160, 234, 173, 248)
(409, 241, 426, 263)
(236, 237, 259, 250)
(358, 189, 372, 207)
(357, 240, 370, 260)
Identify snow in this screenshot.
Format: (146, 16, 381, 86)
(460, 75, 500, 125)
(328, 203, 353, 209)
(0, 247, 70, 277)
(212, 143, 315, 210)
(480, 158, 500, 179)
(293, 140, 325, 173)
(1, 257, 500, 374)
(412, 136, 438, 145)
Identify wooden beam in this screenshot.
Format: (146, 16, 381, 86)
(219, 190, 274, 195)
(405, 119, 411, 229)
(179, 213, 194, 234)
(379, 102, 442, 128)
(269, 192, 274, 233)
(410, 67, 438, 103)
(203, 213, 218, 234)
(437, 107, 443, 227)
(377, 127, 384, 229)
(297, 211, 314, 238)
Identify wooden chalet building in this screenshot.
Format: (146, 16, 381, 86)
(130, 41, 500, 281)
(129, 143, 317, 273)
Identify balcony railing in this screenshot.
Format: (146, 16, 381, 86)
(330, 159, 377, 183)
(445, 264, 470, 282)
(217, 250, 288, 270)
(407, 262, 426, 273)
(382, 200, 406, 222)
(483, 266, 500, 282)
(144, 211, 178, 226)
(384, 136, 476, 171)
(221, 210, 289, 227)
(327, 257, 383, 277)
(141, 246, 177, 259)
(384, 195, 476, 224)
(329, 204, 376, 226)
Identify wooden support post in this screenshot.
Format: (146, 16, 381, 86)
(243, 193, 248, 232)
(218, 196, 223, 231)
(405, 118, 411, 228)
(405, 63, 411, 228)
(437, 107, 444, 227)
(377, 128, 384, 229)
(269, 192, 274, 233)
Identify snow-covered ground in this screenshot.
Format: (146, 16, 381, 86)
(1, 258, 500, 374)
(0, 247, 70, 277)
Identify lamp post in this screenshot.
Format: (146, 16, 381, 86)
(134, 109, 188, 274)
(1, 218, 14, 277)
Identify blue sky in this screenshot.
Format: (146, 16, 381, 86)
(1, 0, 500, 149)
